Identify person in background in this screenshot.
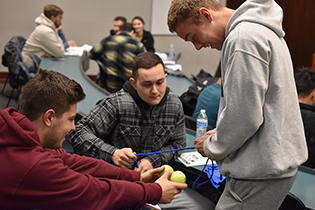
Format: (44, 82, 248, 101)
(132, 16, 155, 52)
(68, 52, 215, 210)
(110, 15, 127, 35)
(0, 69, 187, 210)
(192, 67, 221, 128)
(88, 22, 145, 93)
(168, 0, 308, 209)
(294, 67, 315, 168)
(22, 5, 76, 73)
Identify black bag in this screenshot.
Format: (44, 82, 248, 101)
(180, 69, 218, 116)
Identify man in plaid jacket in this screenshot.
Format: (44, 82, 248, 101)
(68, 52, 186, 172)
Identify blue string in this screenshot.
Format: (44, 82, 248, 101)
(135, 147, 196, 157)
(192, 158, 210, 189)
(134, 147, 196, 168)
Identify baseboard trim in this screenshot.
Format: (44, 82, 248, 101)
(0, 72, 8, 83)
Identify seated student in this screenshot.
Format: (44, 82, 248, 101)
(0, 69, 187, 210)
(132, 16, 155, 52)
(22, 5, 76, 73)
(68, 52, 215, 210)
(294, 67, 315, 168)
(192, 70, 221, 128)
(110, 16, 127, 35)
(88, 22, 146, 93)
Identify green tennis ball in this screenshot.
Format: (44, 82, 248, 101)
(170, 170, 186, 183)
(158, 164, 174, 177)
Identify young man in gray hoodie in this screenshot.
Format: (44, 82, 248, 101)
(168, 0, 308, 209)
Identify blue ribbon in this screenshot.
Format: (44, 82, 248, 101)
(134, 146, 196, 168)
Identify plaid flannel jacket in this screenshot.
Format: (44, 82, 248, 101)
(68, 82, 186, 168)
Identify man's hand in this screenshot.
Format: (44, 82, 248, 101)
(194, 129, 216, 157)
(111, 148, 137, 168)
(43, 53, 52, 57)
(134, 158, 153, 173)
(68, 40, 76, 47)
(140, 167, 164, 183)
(156, 171, 188, 203)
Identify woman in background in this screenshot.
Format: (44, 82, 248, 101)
(132, 16, 155, 52)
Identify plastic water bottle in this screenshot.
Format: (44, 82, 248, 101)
(168, 43, 174, 60)
(196, 109, 208, 137)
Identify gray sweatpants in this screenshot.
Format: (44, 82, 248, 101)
(215, 173, 297, 210)
(159, 187, 215, 210)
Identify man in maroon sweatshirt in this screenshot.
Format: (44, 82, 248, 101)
(0, 69, 187, 210)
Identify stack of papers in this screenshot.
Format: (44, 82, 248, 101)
(178, 151, 213, 167)
(64, 44, 93, 56)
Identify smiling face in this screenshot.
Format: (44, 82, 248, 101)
(132, 19, 144, 34)
(41, 104, 77, 149)
(130, 64, 167, 107)
(175, 8, 224, 51)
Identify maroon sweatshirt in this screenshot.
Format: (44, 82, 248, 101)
(0, 108, 161, 210)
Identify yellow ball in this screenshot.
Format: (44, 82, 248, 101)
(158, 164, 174, 177)
(170, 171, 186, 183)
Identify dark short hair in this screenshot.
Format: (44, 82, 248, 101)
(44, 5, 63, 19)
(120, 22, 134, 32)
(19, 69, 85, 121)
(294, 67, 315, 97)
(132, 52, 165, 79)
(114, 16, 127, 23)
(132, 16, 145, 25)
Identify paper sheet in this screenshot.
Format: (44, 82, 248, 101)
(178, 151, 214, 167)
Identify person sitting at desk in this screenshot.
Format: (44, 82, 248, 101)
(294, 67, 315, 168)
(132, 16, 155, 52)
(88, 22, 146, 93)
(0, 69, 187, 210)
(192, 69, 221, 128)
(110, 15, 127, 35)
(22, 5, 76, 73)
(68, 52, 215, 210)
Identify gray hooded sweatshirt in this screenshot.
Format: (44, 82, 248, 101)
(22, 13, 65, 68)
(204, 0, 308, 179)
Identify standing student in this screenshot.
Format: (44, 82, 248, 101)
(294, 67, 315, 168)
(0, 69, 187, 210)
(168, 0, 308, 209)
(132, 16, 155, 52)
(22, 5, 76, 72)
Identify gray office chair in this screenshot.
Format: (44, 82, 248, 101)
(6, 61, 31, 107)
(278, 192, 307, 210)
(30, 54, 41, 71)
(1, 36, 26, 97)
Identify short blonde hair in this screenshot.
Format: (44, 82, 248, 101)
(167, 0, 223, 32)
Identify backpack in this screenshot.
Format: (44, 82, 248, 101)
(180, 69, 219, 116)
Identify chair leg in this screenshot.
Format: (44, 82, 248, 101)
(1, 74, 9, 96)
(6, 87, 15, 107)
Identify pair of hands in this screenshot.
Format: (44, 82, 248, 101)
(140, 166, 188, 203)
(112, 148, 153, 173)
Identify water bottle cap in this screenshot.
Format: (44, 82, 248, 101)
(200, 109, 206, 113)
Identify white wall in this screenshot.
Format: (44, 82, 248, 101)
(0, 0, 222, 77)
